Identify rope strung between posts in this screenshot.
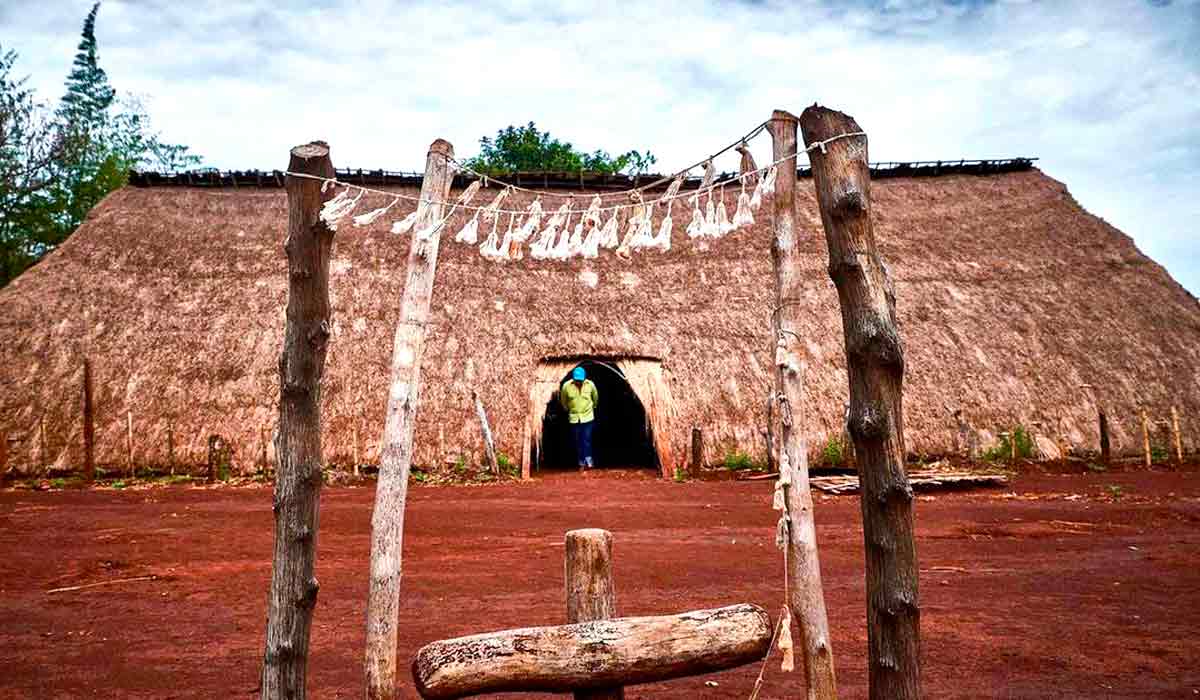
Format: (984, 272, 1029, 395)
(281, 127, 865, 264)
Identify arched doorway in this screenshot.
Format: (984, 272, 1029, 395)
(538, 359, 657, 471)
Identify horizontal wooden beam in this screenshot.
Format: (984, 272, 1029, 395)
(411, 604, 772, 699)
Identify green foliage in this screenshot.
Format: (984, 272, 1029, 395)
(982, 425, 1035, 462)
(1, 3, 201, 288)
(820, 435, 845, 468)
(673, 466, 687, 483)
(1086, 461, 1107, 473)
(463, 122, 655, 176)
(722, 450, 765, 472)
(453, 456, 468, 475)
(1150, 445, 1168, 464)
(496, 452, 516, 476)
(1106, 484, 1124, 499)
(110, 479, 126, 489)
(411, 469, 429, 483)
(50, 477, 67, 489)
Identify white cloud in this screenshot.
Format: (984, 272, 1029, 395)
(5, 0, 1198, 293)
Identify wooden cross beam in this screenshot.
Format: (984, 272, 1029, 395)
(411, 529, 772, 699)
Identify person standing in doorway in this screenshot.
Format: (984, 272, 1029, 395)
(560, 366, 599, 470)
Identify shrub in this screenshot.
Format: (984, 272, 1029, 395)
(723, 450, 753, 471)
(983, 425, 1035, 462)
(821, 436, 845, 468)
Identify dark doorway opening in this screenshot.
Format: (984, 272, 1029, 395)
(540, 360, 657, 471)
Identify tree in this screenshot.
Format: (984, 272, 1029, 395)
(463, 122, 655, 176)
(0, 2, 200, 288)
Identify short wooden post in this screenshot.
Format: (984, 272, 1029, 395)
(82, 358, 95, 485)
(260, 425, 268, 475)
(365, 138, 456, 699)
(126, 410, 134, 477)
(207, 435, 218, 483)
(353, 425, 361, 477)
(1171, 406, 1183, 463)
(690, 427, 704, 478)
(167, 423, 176, 476)
(1098, 409, 1110, 464)
(38, 414, 47, 471)
(565, 529, 623, 700)
(520, 412, 533, 481)
(473, 390, 498, 475)
(770, 109, 839, 700)
(1010, 430, 1017, 463)
(1141, 408, 1152, 467)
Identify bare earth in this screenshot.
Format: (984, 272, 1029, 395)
(1, 467, 1198, 699)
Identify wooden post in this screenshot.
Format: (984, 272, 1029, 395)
(167, 423, 176, 476)
(690, 427, 704, 478)
(767, 110, 838, 700)
(0, 430, 7, 483)
(365, 138, 455, 700)
(38, 414, 47, 472)
(259, 141, 337, 700)
(260, 425, 269, 476)
(1098, 409, 1110, 464)
(565, 529, 622, 700)
(1141, 408, 1152, 467)
(206, 435, 218, 483)
(126, 410, 134, 477)
(412, 604, 772, 699)
(520, 412, 533, 481)
(473, 390, 498, 474)
(1171, 406, 1183, 463)
(353, 424, 361, 477)
(801, 105, 919, 700)
(82, 357, 95, 485)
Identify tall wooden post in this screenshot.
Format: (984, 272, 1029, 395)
(167, 423, 175, 476)
(766, 110, 838, 700)
(565, 529, 623, 700)
(38, 414, 47, 471)
(82, 357, 95, 485)
(473, 390, 498, 474)
(365, 138, 455, 700)
(1171, 406, 1183, 463)
(800, 105, 920, 700)
(260, 141, 336, 700)
(126, 410, 134, 477)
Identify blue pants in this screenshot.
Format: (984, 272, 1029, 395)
(571, 420, 595, 466)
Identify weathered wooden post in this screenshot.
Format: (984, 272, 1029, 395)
(126, 410, 134, 477)
(1141, 408, 1152, 467)
(800, 105, 920, 700)
(82, 357, 95, 485)
(565, 529, 623, 700)
(473, 389, 498, 475)
(1098, 409, 1111, 464)
(39, 414, 47, 471)
(259, 141, 337, 700)
(766, 109, 838, 700)
(365, 138, 456, 700)
(690, 426, 704, 478)
(1171, 406, 1182, 463)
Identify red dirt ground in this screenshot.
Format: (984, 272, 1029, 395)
(2, 467, 1199, 699)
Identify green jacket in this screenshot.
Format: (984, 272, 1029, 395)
(559, 379, 598, 424)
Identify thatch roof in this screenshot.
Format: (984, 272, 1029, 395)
(1, 167, 1197, 473)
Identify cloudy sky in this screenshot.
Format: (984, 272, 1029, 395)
(5, 0, 1198, 294)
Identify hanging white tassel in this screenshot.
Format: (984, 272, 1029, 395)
(498, 212, 521, 261)
(717, 196, 735, 235)
(701, 159, 715, 190)
(456, 180, 482, 208)
(480, 217, 503, 260)
(580, 219, 602, 259)
(650, 213, 672, 252)
(479, 188, 511, 226)
(702, 196, 719, 238)
(550, 226, 572, 260)
(750, 176, 766, 211)
(567, 221, 586, 258)
(515, 198, 543, 241)
(455, 216, 480, 244)
(391, 200, 426, 235)
(320, 187, 363, 230)
(733, 191, 755, 227)
(598, 209, 620, 249)
(778, 608, 795, 673)
(540, 203, 569, 239)
(686, 204, 704, 238)
(583, 194, 603, 228)
(761, 166, 778, 195)
(352, 197, 399, 227)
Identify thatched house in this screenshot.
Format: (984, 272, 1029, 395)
(1, 160, 1197, 477)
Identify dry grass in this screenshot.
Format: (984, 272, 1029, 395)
(1, 169, 1197, 475)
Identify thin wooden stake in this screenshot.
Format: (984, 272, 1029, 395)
(690, 426, 704, 478)
(565, 529, 623, 700)
(1142, 408, 1152, 467)
(1098, 409, 1110, 464)
(802, 104, 918, 700)
(82, 357, 95, 485)
(39, 414, 47, 472)
(1171, 406, 1183, 463)
(365, 138, 455, 700)
(768, 110, 838, 700)
(167, 423, 176, 476)
(473, 389, 499, 475)
(353, 425, 361, 477)
(259, 141, 337, 700)
(126, 410, 134, 478)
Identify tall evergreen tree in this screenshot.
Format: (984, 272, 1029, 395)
(58, 2, 114, 126)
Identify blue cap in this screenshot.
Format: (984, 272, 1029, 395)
(572, 367, 586, 381)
